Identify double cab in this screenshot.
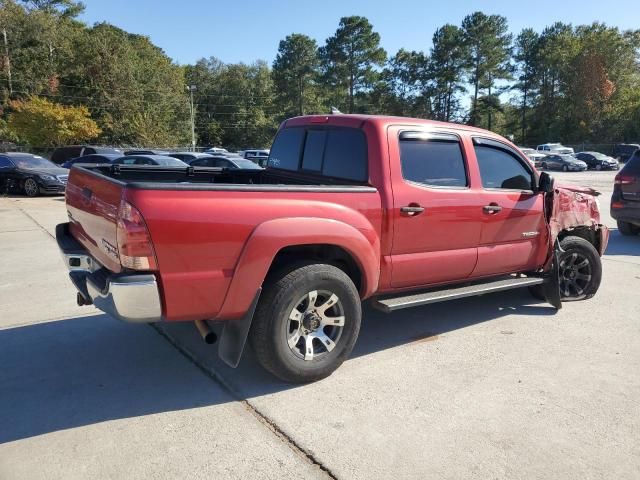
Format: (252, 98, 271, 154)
(57, 115, 609, 383)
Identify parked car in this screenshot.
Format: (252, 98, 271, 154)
(540, 154, 587, 171)
(536, 143, 575, 155)
(575, 151, 619, 170)
(112, 155, 188, 166)
(187, 155, 263, 169)
(0, 152, 68, 196)
(51, 146, 122, 165)
(238, 149, 270, 167)
(123, 149, 170, 156)
(57, 114, 608, 383)
(62, 153, 122, 169)
(612, 144, 639, 163)
(519, 147, 547, 168)
(167, 152, 214, 163)
(203, 147, 229, 154)
(611, 149, 640, 236)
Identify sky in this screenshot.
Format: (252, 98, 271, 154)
(80, 0, 638, 66)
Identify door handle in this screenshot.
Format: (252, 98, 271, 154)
(400, 204, 425, 216)
(483, 204, 502, 214)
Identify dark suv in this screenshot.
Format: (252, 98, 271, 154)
(611, 149, 640, 235)
(612, 144, 639, 163)
(51, 146, 122, 165)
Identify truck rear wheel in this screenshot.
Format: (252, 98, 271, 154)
(249, 263, 361, 383)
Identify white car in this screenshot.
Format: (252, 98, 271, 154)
(536, 143, 574, 155)
(518, 147, 547, 168)
(204, 147, 229, 154)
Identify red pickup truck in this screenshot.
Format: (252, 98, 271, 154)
(57, 114, 609, 383)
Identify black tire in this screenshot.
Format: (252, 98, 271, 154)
(249, 263, 361, 383)
(23, 178, 39, 197)
(557, 236, 602, 301)
(617, 220, 639, 236)
(530, 236, 602, 302)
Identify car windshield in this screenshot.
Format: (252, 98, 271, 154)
(14, 156, 58, 169)
(232, 159, 263, 169)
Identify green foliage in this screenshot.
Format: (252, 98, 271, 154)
(320, 16, 387, 113)
(462, 12, 513, 128)
(7, 95, 100, 146)
(272, 33, 322, 118)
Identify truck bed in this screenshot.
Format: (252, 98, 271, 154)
(78, 164, 374, 191)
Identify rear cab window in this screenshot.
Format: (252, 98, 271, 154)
(268, 126, 368, 182)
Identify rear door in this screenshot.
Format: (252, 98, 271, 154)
(389, 127, 485, 288)
(471, 137, 547, 277)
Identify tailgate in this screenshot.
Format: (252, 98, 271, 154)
(66, 167, 124, 273)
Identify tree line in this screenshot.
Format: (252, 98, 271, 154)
(1, 0, 639, 150)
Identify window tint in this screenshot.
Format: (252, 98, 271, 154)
(268, 128, 304, 170)
(399, 138, 467, 187)
(301, 130, 326, 171)
(474, 145, 533, 190)
(0, 157, 13, 168)
(322, 129, 367, 181)
(190, 158, 209, 167)
(83, 147, 96, 155)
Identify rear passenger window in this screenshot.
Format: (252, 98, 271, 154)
(474, 145, 533, 190)
(399, 134, 467, 187)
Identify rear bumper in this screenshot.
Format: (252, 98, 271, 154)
(56, 223, 162, 323)
(610, 192, 640, 224)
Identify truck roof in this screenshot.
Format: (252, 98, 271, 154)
(285, 114, 501, 137)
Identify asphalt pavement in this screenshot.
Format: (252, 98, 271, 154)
(1, 169, 639, 479)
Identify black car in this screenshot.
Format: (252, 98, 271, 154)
(167, 152, 215, 163)
(611, 149, 640, 236)
(50, 145, 122, 165)
(612, 144, 640, 163)
(575, 151, 619, 170)
(186, 155, 263, 169)
(123, 149, 171, 156)
(0, 152, 69, 196)
(112, 155, 189, 166)
(61, 153, 122, 169)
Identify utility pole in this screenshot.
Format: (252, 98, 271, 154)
(2, 27, 12, 94)
(186, 85, 196, 151)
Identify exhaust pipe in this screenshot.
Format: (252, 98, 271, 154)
(194, 320, 217, 344)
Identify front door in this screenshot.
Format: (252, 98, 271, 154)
(470, 137, 547, 277)
(389, 128, 485, 288)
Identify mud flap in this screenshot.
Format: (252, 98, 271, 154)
(218, 288, 262, 368)
(543, 245, 562, 309)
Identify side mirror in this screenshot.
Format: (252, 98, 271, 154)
(538, 171, 555, 193)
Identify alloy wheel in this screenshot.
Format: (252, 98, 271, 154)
(24, 178, 39, 197)
(286, 290, 345, 361)
(559, 252, 592, 298)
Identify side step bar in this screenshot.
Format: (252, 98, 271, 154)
(373, 276, 544, 313)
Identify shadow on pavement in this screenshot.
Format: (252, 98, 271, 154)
(0, 315, 232, 444)
(604, 229, 640, 256)
(1, 290, 556, 444)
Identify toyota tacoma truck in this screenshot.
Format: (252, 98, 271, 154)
(56, 114, 609, 383)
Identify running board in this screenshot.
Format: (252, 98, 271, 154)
(373, 276, 544, 313)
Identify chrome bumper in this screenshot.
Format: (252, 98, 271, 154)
(56, 223, 162, 323)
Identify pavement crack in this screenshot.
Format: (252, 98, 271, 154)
(150, 324, 339, 480)
(12, 203, 55, 240)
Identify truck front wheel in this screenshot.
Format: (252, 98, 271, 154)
(249, 263, 361, 383)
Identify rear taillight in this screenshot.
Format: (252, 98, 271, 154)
(116, 200, 158, 270)
(614, 174, 634, 185)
